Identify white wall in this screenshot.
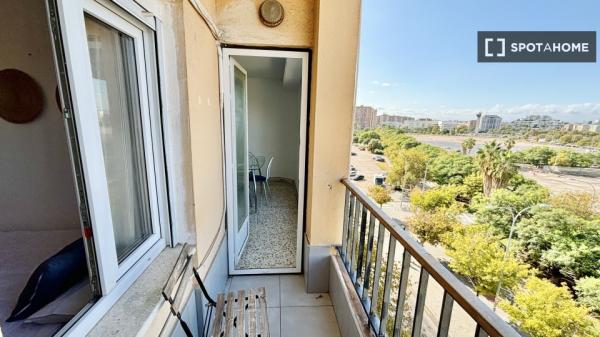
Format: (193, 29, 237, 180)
(0, 1, 80, 231)
(247, 77, 301, 183)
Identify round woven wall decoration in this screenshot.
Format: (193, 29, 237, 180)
(0, 68, 44, 124)
(259, 0, 284, 27)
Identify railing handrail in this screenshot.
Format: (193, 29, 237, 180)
(340, 178, 521, 337)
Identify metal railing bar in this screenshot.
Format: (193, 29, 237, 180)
(347, 199, 360, 275)
(341, 189, 351, 261)
(411, 267, 429, 337)
(343, 194, 355, 268)
(378, 238, 397, 336)
(341, 179, 521, 337)
(436, 290, 454, 337)
(356, 206, 369, 290)
(369, 223, 386, 325)
(475, 325, 490, 337)
(362, 214, 377, 304)
(392, 250, 412, 337)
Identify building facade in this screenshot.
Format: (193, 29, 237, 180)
(477, 114, 502, 132)
(353, 105, 377, 129)
(511, 115, 566, 130)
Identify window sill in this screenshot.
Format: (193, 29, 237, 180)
(87, 245, 183, 337)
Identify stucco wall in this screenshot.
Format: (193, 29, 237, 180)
(0, 0, 79, 231)
(306, 0, 361, 246)
(216, 0, 314, 48)
(182, 0, 227, 265)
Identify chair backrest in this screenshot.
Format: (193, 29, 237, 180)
(266, 157, 274, 180)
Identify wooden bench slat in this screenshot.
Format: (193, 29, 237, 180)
(248, 288, 257, 337)
(258, 287, 269, 337)
(211, 293, 225, 337)
(224, 292, 235, 337)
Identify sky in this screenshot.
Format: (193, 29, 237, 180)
(356, 0, 600, 122)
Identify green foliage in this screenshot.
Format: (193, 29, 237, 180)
(549, 192, 597, 220)
(444, 224, 530, 296)
(385, 148, 428, 190)
(367, 138, 384, 153)
(358, 130, 380, 144)
(576, 277, 600, 315)
(409, 186, 462, 211)
(474, 184, 550, 235)
(476, 141, 517, 196)
(428, 151, 478, 185)
(461, 137, 476, 154)
(500, 277, 598, 337)
(460, 173, 484, 200)
(407, 206, 461, 245)
(368, 185, 392, 207)
(549, 150, 596, 168)
(516, 208, 600, 278)
(513, 146, 556, 167)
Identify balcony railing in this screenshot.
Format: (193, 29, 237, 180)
(339, 179, 522, 337)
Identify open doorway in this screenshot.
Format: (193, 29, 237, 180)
(0, 2, 95, 336)
(223, 49, 308, 274)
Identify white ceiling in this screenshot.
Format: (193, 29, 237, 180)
(233, 55, 302, 87)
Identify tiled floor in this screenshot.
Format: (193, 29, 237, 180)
(237, 180, 298, 269)
(228, 274, 341, 337)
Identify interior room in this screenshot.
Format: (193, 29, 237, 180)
(230, 55, 304, 271)
(0, 2, 93, 336)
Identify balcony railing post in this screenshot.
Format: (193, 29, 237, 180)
(436, 291, 454, 337)
(369, 223, 385, 328)
(378, 238, 397, 336)
(348, 200, 361, 275)
(341, 189, 351, 261)
(361, 215, 377, 304)
(411, 267, 430, 337)
(392, 250, 412, 337)
(355, 206, 369, 290)
(475, 325, 490, 337)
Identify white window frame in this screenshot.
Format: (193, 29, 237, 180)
(48, 0, 171, 335)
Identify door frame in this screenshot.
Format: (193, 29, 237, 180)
(221, 48, 309, 275)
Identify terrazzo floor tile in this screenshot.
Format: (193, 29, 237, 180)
(237, 180, 299, 270)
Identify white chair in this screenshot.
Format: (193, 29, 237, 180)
(254, 157, 273, 204)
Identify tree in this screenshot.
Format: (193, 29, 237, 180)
(407, 206, 461, 245)
(367, 138, 384, 154)
(549, 192, 597, 220)
(513, 146, 556, 167)
(517, 208, 600, 279)
(474, 183, 549, 235)
(444, 224, 530, 296)
(500, 277, 598, 337)
(385, 148, 428, 190)
(368, 185, 392, 208)
(428, 151, 478, 185)
(504, 137, 516, 150)
(461, 137, 476, 155)
(409, 186, 462, 211)
(576, 277, 600, 315)
(460, 173, 484, 200)
(358, 130, 380, 144)
(476, 141, 517, 197)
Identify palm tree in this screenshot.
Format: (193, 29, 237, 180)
(504, 137, 516, 151)
(476, 141, 517, 196)
(461, 137, 476, 155)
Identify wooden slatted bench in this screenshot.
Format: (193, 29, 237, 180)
(162, 244, 270, 337)
(210, 287, 269, 337)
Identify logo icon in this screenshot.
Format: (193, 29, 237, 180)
(484, 38, 505, 57)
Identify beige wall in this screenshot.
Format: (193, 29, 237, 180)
(216, 0, 314, 48)
(181, 0, 227, 265)
(306, 0, 361, 246)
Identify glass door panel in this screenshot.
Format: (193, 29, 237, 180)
(85, 16, 152, 262)
(234, 66, 249, 232)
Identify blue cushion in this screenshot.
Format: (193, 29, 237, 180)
(6, 238, 87, 322)
(248, 174, 267, 182)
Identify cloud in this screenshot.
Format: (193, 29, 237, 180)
(380, 82, 391, 87)
(370, 80, 394, 88)
(375, 103, 600, 122)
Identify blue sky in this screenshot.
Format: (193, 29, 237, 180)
(356, 0, 600, 122)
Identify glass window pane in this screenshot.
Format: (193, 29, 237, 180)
(85, 16, 152, 262)
(234, 66, 249, 230)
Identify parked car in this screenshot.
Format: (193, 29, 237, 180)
(372, 155, 385, 162)
(352, 174, 365, 181)
(350, 152, 357, 156)
(374, 174, 386, 186)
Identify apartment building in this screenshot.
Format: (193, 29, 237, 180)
(353, 105, 377, 129)
(477, 114, 502, 132)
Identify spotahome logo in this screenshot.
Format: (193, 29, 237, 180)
(478, 31, 596, 62)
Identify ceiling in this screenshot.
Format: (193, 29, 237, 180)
(234, 55, 302, 87)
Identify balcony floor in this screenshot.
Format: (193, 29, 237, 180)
(228, 274, 341, 337)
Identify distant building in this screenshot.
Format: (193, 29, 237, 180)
(477, 114, 502, 132)
(437, 120, 462, 131)
(399, 118, 438, 129)
(375, 114, 414, 127)
(510, 115, 566, 130)
(354, 105, 377, 130)
(563, 121, 600, 133)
